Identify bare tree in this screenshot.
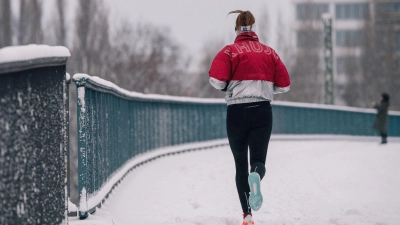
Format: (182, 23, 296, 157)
(0, 0, 12, 47)
(341, 55, 363, 106)
(284, 16, 323, 103)
(189, 38, 226, 98)
(70, 0, 111, 78)
(109, 21, 190, 96)
(18, 0, 43, 45)
(258, 6, 270, 44)
(55, 0, 67, 46)
(372, 9, 399, 110)
(273, 11, 297, 102)
(275, 11, 295, 68)
(342, 4, 400, 110)
(42, 0, 67, 46)
(341, 18, 371, 108)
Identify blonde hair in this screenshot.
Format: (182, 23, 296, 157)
(228, 10, 256, 33)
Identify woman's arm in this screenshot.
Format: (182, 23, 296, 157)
(208, 46, 231, 91)
(273, 51, 290, 94)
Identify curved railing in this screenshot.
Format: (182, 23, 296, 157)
(72, 74, 228, 218)
(272, 101, 400, 136)
(73, 74, 400, 219)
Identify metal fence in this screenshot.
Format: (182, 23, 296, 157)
(272, 102, 400, 136)
(72, 74, 227, 218)
(0, 47, 70, 225)
(73, 74, 400, 219)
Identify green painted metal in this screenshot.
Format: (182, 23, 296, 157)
(73, 75, 400, 219)
(271, 103, 400, 136)
(73, 75, 227, 218)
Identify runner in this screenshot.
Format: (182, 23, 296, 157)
(208, 10, 291, 225)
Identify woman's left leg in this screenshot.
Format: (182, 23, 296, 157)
(227, 104, 252, 214)
(248, 125, 272, 180)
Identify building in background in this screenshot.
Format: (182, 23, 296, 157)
(293, 0, 400, 105)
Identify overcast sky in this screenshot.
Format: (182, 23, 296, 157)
(104, 0, 294, 57)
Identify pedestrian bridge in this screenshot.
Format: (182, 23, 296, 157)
(69, 137, 400, 225)
(1, 46, 400, 225)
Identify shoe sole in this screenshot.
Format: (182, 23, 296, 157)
(248, 172, 262, 211)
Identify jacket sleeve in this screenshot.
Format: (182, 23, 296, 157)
(208, 46, 231, 90)
(273, 50, 291, 94)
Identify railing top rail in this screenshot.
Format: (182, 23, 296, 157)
(273, 101, 400, 116)
(72, 73, 225, 105)
(73, 73, 400, 115)
(0, 45, 70, 74)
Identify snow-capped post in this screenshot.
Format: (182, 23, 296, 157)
(0, 45, 70, 224)
(72, 74, 90, 219)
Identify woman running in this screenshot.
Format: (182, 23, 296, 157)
(208, 10, 291, 225)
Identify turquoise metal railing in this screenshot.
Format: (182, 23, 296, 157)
(73, 74, 400, 219)
(73, 74, 227, 218)
(271, 102, 400, 136)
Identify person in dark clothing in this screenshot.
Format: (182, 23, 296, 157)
(372, 93, 390, 144)
(208, 10, 290, 225)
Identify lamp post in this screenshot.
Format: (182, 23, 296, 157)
(322, 13, 334, 105)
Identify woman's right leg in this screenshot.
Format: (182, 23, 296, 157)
(227, 104, 251, 214)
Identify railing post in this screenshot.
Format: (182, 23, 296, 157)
(0, 45, 70, 224)
(65, 73, 73, 217)
(73, 76, 89, 219)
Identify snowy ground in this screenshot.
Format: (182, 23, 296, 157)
(69, 136, 400, 225)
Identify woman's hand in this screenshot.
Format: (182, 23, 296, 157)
(221, 81, 230, 92)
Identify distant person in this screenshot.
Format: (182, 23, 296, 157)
(372, 93, 390, 144)
(208, 10, 290, 225)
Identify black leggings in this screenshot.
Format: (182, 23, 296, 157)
(226, 101, 273, 213)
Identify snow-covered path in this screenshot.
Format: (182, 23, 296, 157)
(69, 137, 400, 225)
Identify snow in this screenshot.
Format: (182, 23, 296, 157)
(69, 136, 400, 225)
(77, 87, 86, 113)
(68, 198, 77, 213)
(85, 139, 228, 211)
(73, 73, 225, 104)
(0, 45, 71, 64)
(66, 73, 71, 82)
(79, 188, 88, 212)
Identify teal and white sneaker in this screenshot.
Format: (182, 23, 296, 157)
(248, 172, 263, 211)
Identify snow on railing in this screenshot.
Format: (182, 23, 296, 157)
(72, 73, 225, 104)
(72, 74, 400, 219)
(0, 45, 70, 224)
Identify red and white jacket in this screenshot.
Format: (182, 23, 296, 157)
(209, 32, 290, 105)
